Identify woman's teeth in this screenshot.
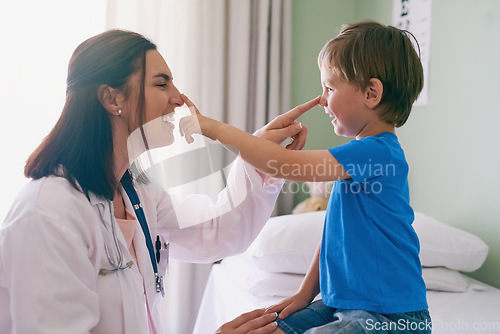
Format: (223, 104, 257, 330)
(161, 113, 175, 122)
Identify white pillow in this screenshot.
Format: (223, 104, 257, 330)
(222, 254, 303, 297)
(245, 210, 489, 275)
(245, 211, 325, 274)
(422, 267, 467, 292)
(413, 212, 489, 272)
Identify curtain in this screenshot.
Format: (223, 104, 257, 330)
(0, 0, 107, 223)
(106, 0, 292, 332)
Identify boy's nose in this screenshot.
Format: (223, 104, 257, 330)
(319, 95, 327, 107)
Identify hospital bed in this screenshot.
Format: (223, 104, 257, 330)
(194, 211, 500, 334)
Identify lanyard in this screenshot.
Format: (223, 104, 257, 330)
(121, 173, 165, 296)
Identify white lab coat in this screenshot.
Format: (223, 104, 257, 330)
(0, 158, 283, 334)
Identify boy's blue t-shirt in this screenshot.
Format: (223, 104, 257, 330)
(321, 132, 427, 314)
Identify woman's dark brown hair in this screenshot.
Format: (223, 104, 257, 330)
(24, 30, 156, 199)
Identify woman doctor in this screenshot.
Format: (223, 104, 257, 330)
(0, 30, 312, 333)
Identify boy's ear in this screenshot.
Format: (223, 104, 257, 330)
(97, 84, 122, 116)
(365, 78, 383, 109)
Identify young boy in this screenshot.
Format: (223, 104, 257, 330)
(182, 21, 430, 333)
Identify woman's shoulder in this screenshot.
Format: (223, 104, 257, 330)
(1, 176, 102, 269)
(26, 175, 87, 205)
(3, 176, 93, 231)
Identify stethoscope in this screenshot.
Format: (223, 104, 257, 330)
(96, 172, 166, 297)
(99, 203, 134, 274)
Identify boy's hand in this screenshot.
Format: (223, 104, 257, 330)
(264, 292, 312, 320)
(254, 96, 320, 150)
(216, 308, 278, 334)
(179, 94, 219, 143)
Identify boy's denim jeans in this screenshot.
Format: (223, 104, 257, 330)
(276, 299, 432, 334)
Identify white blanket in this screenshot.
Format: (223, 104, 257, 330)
(194, 257, 500, 334)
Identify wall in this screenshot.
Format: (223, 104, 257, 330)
(290, 0, 353, 204)
(291, 0, 500, 288)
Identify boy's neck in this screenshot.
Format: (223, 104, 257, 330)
(355, 121, 395, 140)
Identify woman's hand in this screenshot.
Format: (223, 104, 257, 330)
(264, 291, 312, 320)
(254, 96, 320, 150)
(216, 308, 278, 334)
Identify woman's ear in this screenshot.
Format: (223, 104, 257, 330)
(365, 78, 383, 109)
(97, 84, 122, 116)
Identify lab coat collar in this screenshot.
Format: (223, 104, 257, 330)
(53, 165, 110, 207)
(86, 191, 109, 207)
(87, 192, 113, 228)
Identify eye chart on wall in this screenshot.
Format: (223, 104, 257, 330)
(392, 0, 432, 106)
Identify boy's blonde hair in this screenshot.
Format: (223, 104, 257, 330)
(318, 21, 423, 127)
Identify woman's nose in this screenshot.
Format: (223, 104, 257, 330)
(170, 84, 183, 107)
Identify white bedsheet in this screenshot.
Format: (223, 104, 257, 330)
(194, 258, 500, 334)
(427, 285, 500, 333)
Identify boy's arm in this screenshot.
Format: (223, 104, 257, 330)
(298, 242, 322, 303)
(180, 95, 350, 182)
(265, 242, 322, 319)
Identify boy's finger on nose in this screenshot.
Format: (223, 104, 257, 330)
(180, 94, 194, 106)
(181, 94, 202, 115)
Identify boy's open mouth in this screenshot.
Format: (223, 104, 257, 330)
(325, 109, 336, 121)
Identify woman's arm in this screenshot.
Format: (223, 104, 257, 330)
(155, 156, 285, 263)
(180, 95, 350, 182)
